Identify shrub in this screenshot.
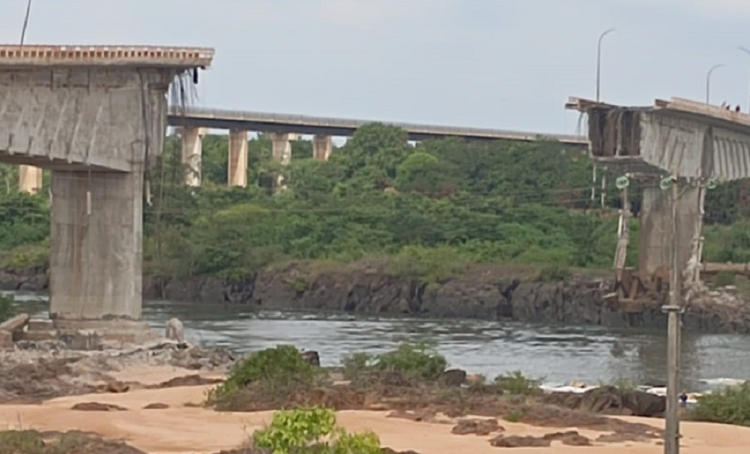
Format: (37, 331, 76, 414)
(252, 408, 381, 454)
(691, 383, 750, 426)
(375, 343, 447, 380)
(0, 294, 13, 324)
(342, 343, 447, 381)
(495, 371, 542, 396)
(713, 271, 736, 288)
(208, 345, 319, 404)
(341, 352, 375, 380)
(535, 263, 572, 282)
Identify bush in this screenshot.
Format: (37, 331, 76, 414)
(208, 345, 320, 404)
(0, 294, 13, 324)
(495, 371, 542, 396)
(713, 271, 736, 288)
(535, 264, 572, 282)
(342, 343, 447, 381)
(691, 383, 750, 426)
(252, 407, 381, 454)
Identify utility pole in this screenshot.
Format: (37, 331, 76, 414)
(663, 176, 681, 454)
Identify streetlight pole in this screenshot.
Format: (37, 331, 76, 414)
(593, 28, 616, 208)
(596, 28, 616, 102)
(739, 47, 750, 111)
(706, 64, 724, 104)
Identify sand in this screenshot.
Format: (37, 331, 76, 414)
(0, 366, 748, 454)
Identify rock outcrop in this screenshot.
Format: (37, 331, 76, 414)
(5, 261, 750, 334)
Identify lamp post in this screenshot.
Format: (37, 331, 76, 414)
(596, 28, 616, 102)
(739, 47, 750, 111)
(706, 64, 724, 104)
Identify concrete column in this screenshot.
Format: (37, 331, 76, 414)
(228, 129, 248, 188)
(181, 127, 204, 187)
(271, 132, 295, 165)
(49, 170, 143, 320)
(271, 133, 296, 189)
(313, 135, 333, 161)
(18, 165, 43, 194)
(638, 185, 703, 277)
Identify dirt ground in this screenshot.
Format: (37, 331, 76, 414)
(0, 344, 749, 454)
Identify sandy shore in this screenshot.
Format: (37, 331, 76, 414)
(0, 365, 748, 454)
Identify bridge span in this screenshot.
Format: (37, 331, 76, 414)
(166, 106, 587, 187)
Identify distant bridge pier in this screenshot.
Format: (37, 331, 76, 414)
(18, 165, 43, 194)
(181, 126, 206, 187)
(313, 135, 333, 161)
(228, 129, 249, 187)
(271, 132, 296, 189)
(0, 44, 213, 342)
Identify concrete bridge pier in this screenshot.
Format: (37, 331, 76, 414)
(50, 170, 144, 320)
(181, 126, 205, 187)
(638, 184, 704, 278)
(0, 44, 214, 346)
(271, 132, 296, 188)
(18, 165, 43, 194)
(313, 135, 332, 161)
(228, 129, 248, 187)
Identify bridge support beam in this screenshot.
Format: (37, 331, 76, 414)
(228, 129, 248, 187)
(18, 165, 43, 194)
(50, 170, 144, 320)
(181, 127, 205, 187)
(639, 185, 703, 278)
(313, 135, 333, 161)
(271, 133, 296, 189)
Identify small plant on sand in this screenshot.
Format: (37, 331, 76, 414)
(251, 407, 381, 454)
(691, 382, 750, 426)
(342, 343, 447, 381)
(504, 406, 528, 423)
(208, 345, 320, 406)
(495, 371, 542, 396)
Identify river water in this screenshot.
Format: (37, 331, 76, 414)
(9, 292, 750, 392)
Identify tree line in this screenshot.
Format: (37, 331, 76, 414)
(0, 123, 749, 281)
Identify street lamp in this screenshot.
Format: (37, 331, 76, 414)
(596, 28, 616, 102)
(706, 64, 724, 104)
(739, 47, 750, 111)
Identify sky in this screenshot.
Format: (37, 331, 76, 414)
(3, 0, 750, 135)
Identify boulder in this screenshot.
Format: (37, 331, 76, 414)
(441, 369, 467, 387)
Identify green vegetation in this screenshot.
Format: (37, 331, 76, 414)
(0, 430, 101, 454)
(494, 371, 542, 396)
(0, 294, 13, 323)
(251, 407, 381, 454)
(1, 124, 749, 283)
(208, 345, 321, 406)
(691, 383, 750, 426)
(341, 343, 447, 380)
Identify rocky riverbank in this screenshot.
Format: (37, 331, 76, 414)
(3, 262, 750, 333)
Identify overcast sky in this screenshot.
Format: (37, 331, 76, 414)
(3, 0, 750, 135)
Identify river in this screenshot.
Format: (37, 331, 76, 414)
(9, 292, 750, 392)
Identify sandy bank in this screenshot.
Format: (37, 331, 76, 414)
(0, 383, 748, 454)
